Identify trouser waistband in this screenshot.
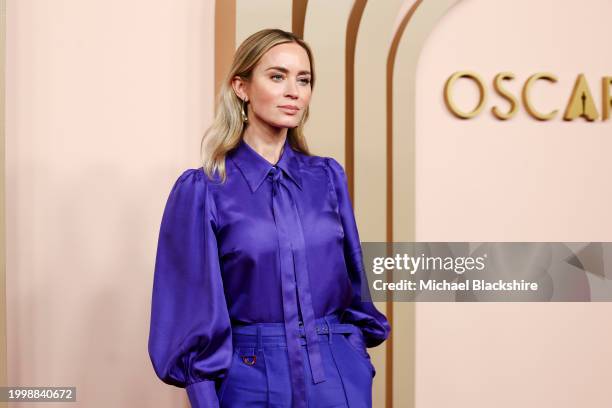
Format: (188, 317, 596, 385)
(231, 313, 356, 347)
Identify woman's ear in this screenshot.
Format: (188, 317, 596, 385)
(231, 76, 248, 102)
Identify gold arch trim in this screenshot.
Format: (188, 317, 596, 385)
(387, 1, 463, 407)
(386, 3, 424, 406)
(345, 0, 368, 201)
(292, 0, 308, 39)
(214, 0, 236, 108)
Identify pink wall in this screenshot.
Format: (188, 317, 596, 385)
(6, 0, 215, 406)
(416, 0, 612, 241)
(415, 0, 612, 407)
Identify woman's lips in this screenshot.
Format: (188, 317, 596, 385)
(279, 106, 299, 115)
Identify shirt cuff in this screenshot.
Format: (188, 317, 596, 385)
(186, 380, 219, 408)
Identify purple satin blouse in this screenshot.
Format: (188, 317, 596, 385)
(148, 136, 391, 406)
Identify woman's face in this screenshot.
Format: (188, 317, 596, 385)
(234, 42, 313, 130)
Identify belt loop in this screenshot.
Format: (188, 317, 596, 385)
(256, 324, 263, 352)
(323, 316, 333, 344)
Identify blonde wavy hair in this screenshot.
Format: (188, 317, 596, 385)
(200, 28, 316, 182)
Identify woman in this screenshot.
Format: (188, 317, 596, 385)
(148, 28, 391, 408)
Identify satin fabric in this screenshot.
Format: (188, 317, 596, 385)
(148, 137, 391, 407)
(268, 163, 326, 407)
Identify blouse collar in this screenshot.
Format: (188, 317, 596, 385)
(229, 136, 303, 193)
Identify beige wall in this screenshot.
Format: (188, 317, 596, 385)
(412, 0, 612, 407)
(5, 0, 215, 406)
(3, 0, 612, 407)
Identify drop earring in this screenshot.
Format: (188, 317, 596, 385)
(241, 98, 249, 123)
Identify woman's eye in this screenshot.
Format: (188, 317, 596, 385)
(271, 74, 310, 85)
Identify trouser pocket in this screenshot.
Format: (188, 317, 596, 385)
(338, 328, 376, 378)
(218, 346, 268, 407)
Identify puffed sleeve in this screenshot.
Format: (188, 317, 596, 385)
(148, 168, 232, 408)
(326, 157, 391, 348)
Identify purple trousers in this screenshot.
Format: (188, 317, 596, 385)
(215, 313, 376, 407)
